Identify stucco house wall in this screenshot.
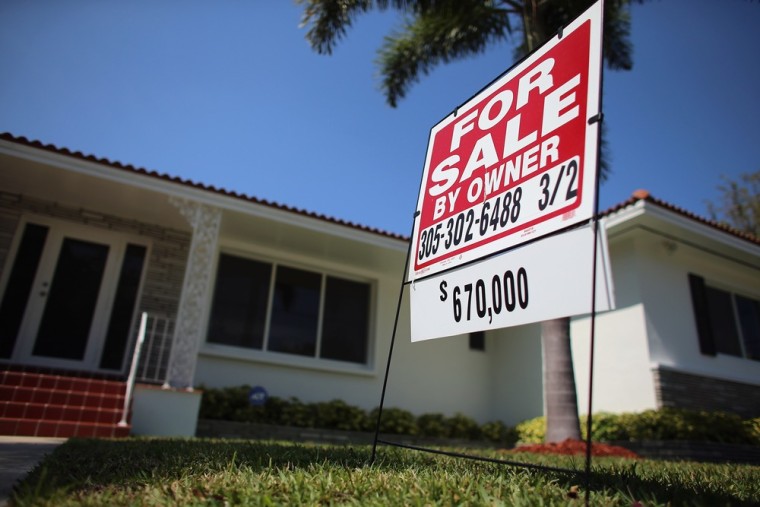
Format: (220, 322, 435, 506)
(195, 279, 501, 424)
(572, 200, 760, 418)
(487, 324, 544, 426)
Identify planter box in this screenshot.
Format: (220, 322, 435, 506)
(131, 384, 202, 437)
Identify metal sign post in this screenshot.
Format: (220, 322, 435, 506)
(372, 2, 608, 504)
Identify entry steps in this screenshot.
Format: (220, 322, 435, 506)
(0, 367, 131, 438)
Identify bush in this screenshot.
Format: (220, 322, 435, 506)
(446, 413, 481, 440)
(280, 397, 316, 428)
(256, 396, 288, 425)
(515, 416, 545, 444)
(417, 413, 448, 438)
(199, 386, 759, 447)
(480, 420, 519, 446)
(370, 407, 419, 436)
(314, 400, 371, 432)
(748, 418, 760, 445)
(198, 384, 253, 421)
(616, 408, 758, 444)
(583, 412, 622, 441)
(514, 409, 760, 445)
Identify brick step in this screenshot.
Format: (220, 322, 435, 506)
(0, 370, 126, 395)
(0, 417, 131, 438)
(0, 385, 125, 410)
(0, 368, 132, 438)
(1, 401, 124, 425)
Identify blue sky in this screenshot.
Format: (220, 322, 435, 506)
(1, 0, 758, 236)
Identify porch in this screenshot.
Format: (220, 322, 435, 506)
(0, 314, 199, 438)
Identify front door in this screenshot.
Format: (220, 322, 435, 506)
(33, 235, 109, 363)
(0, 219, 147, 372)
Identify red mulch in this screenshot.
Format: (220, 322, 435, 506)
(509, 439, 640, 459)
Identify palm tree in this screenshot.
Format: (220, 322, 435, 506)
(298, 0, 642, 442)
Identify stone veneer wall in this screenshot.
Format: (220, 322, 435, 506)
(654, 366, 760, 418)
(0, 191, 191, 322)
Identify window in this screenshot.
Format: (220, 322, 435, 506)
(689, 273, 760, 361)
(469, 331, 485, 351)
(268, 266, 321, 357)
(207, 253, 371, 365)
(207, 254, 271, 350)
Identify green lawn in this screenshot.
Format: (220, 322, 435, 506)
(12, 438, 760, 506)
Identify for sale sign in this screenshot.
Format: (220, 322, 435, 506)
(408, 1, 603, 281)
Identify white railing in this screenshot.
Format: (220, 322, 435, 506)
(134, 314, 175, 385)
(119, 313, 176, 427)
(120, 312, 148, 426)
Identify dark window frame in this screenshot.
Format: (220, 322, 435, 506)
(206, 252, 373, 366)
(688, 273, 760, 361)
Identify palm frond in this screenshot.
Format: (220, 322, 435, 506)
(299, 0, 641, 187)
(377, 2, 513, 107)
(601, 0, 634, 70)
(298, 0, 374, 55)
(298, 0, 461, 54)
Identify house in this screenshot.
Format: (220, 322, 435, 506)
(0, 133, 758, 438)
(571, 189, 759, 419)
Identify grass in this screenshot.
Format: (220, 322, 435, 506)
(11, 438, 760, 506)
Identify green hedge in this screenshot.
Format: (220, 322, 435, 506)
(198, 385, 516, 445)
(200, 386, 759, 447)
(516, 409, 760, 445)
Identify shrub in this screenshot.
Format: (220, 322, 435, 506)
(280, 397, 316, 428)
(748, 418, 760, 445)
(200, 385, 522, 442)
(446, 413, 481, 440)
(515, 416, 545, 444)
(417, 413, 448, 438)
(199, 386, 757, 447)
(514, 409, 759, 445)
(618, 408, 758, 444)
(313, 400, 371, 432)
(369, 407, 418, 436)
(198, 384, 253, 421)
(257, 396, 288, 425)
(480, 420, 519, 446)
(582, 412, 623, 441)
(199, 386, 758, 447)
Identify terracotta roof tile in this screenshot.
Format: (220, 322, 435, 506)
(602, 188, 760, 246)
(3, 133, 758, 248)
(0, 132, 407, 242)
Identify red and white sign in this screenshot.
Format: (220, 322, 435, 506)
(408, 1, 603, 282)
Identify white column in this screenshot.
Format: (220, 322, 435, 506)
(165, 197, 221, 389)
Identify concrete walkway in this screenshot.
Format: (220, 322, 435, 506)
(0, 436, 66, 506)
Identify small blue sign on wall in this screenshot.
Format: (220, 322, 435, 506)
(248, 386, 268, 406)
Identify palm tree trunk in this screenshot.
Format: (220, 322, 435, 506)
(521, 0, 582, 446)
(541, 317, 581, 442)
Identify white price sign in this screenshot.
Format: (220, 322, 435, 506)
(410, 224, 615, 342)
